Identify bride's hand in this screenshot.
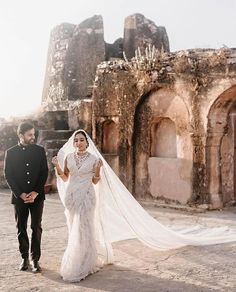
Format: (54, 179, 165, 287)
(52, 156, 59, 166)
(95, 159, 103, 169)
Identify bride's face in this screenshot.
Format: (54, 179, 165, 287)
(74, 133, 87, 152)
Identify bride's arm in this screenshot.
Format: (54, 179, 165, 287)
(52, 156, 70, 182)
(92, 159, 103, 184)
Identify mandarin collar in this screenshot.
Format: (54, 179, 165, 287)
(18, 142, 32, 149)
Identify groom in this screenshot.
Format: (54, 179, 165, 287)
(4, 122, 48, 272)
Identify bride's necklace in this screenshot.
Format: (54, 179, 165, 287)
(74, 151, 90, 169)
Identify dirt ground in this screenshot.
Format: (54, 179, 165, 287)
(1, 190, 236, 292)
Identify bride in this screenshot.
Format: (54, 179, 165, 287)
(52, 129, 236, 282)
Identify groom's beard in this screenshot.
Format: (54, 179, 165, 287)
(23, 137, 35, 145)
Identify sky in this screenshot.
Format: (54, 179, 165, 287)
(0, 0, 235, 119)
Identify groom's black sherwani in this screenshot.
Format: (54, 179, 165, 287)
(4, 143, 48, 204)
(4, 143, 48, 260)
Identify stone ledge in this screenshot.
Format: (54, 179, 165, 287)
(139, 200, 207, 213)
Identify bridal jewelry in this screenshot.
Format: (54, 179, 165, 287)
(74, 151, 90, 169)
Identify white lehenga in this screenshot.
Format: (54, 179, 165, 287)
(59, 152, 102, 282)
(56, 130, 236, 282)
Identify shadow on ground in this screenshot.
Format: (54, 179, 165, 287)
(42, 264, 216, 292)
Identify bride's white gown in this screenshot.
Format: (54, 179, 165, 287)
(60, 152, 102, 282)
(57, 130, 236, 283)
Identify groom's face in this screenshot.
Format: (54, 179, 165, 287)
(19, 128, 36, 145)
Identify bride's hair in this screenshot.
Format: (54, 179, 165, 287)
(74, 130, 89, 148)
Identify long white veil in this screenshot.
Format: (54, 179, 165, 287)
(56, 130, 236, 263)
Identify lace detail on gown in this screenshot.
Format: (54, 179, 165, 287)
(60, 153, 103, 282)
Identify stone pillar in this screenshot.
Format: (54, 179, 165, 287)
(191, 134, 206, 203)
(206, 133, 224, 209)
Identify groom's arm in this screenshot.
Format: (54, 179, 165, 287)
(4, 150, 23, 198)
(34, 147, 48, 194)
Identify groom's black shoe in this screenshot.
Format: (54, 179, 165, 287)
(19, 258, 29, 271)
(32, 260, 42, 273)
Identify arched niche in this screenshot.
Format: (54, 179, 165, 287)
(150, 118, 177, 158)
(133, 88, 192, 204)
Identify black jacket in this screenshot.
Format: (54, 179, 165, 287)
(4, 143, 48, 204)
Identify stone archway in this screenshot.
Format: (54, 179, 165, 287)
(132, 88, 192, 203)
(206, 85, 236, 208)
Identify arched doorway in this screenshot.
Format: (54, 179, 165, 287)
(206, 85, 236, 207)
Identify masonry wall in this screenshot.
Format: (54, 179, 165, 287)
(93, 48, 236, 206)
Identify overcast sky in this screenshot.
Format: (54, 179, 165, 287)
(0, 0, 235, 118)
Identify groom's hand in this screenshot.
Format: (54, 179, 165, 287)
(24, 191, 38, 203)
(20, 193, 29, 201)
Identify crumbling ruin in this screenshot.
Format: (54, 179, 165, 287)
(1, 13, 236, 210)
(93, 47, 236, 209)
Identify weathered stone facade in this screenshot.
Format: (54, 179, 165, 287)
(42, 15, 105, 111)
(33, 13, 170, 192)
(41, 13, 169, 117)
(93, 48, 236, 208)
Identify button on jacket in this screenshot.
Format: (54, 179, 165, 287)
(4, 143, 48, 204)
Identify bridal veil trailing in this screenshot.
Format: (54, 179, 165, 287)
(56, 130, 236, 280)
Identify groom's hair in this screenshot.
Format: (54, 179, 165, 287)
(17, 122, 34, 136)
(74, 130, 89, 147)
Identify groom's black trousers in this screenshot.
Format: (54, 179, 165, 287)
(14, 200, 44, 261)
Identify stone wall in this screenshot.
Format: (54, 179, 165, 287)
(42, 15, 105, 111)
(93, 48, 236, 207)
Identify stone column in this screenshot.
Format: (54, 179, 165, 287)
(206, 132, 224, 209)
(191, 134, 206, 203)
